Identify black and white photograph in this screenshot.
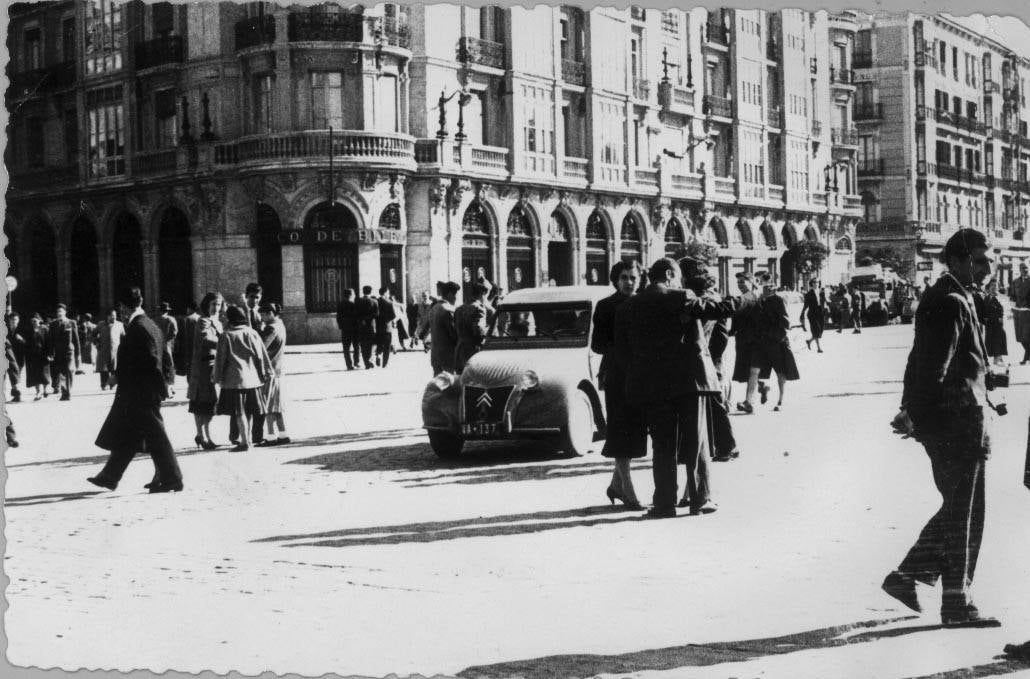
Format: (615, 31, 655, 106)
(5, 1, 1030, 678)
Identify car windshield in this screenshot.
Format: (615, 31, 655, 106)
(485, 303, 592, 348)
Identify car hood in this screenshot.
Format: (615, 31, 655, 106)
(461, 347, 589, 387)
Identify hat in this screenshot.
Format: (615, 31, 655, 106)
(158, 302, 172, 313)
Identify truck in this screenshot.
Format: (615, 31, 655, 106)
(849, 264, 916, 325)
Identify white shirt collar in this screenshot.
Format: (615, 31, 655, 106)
(128, 307, 145, 323)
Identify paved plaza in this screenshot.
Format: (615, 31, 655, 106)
(5, 325, 1030, 679)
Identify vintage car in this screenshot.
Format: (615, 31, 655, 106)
(421, 286, 611, 458)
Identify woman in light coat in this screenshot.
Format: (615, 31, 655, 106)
(213, 304, 272, 452)
(187, 292, 224, 449)
(93, 309, 125, 390)
(257, 303, 290, 446)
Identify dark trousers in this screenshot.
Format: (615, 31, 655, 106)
(229, 414, 265, 443)
(98, 404, 182, 485)
(645, 395, 711, 511)
(709, 393, 737, 457)
(359, 333, 375, 368)
(52, 359, 73, 396)
(376, 333, 392, 367)
(897, 446, 985, 611)
(100, 371, 111, 389)
(341, 332, 360, 369)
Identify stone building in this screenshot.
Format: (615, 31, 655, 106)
(854, 12, 1030, 287)
(5, 2, 862, 343)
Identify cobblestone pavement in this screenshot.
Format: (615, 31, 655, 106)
(5, 327, 1030, 679)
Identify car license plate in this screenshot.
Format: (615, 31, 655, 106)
(464, 423, 497, 436)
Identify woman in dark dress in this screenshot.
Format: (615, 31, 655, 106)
(983, 278, 1008, 365)
(25, 313, 51, 400)
(754, 276, 801, 412)
(800, 279, 825, 353)
(591, 261, 646, 510)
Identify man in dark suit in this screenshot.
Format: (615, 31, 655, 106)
(88, 287, 183, 494)
(428, 282, 460, 375)
(355, 286, 379, 369)
(375, 287, 398, 368)
(690, 271, 739, 464)
(336, 288, 360, 370)
(884, 229, 998, 628)
(454, 281, 492, 373)
(615, 257, 736, 519)
(47, 303, 81, 401)
(244, 283, 263, 330)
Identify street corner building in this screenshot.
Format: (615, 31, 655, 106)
(5, 2, 867, 343)
(853, 13, 1030, 286)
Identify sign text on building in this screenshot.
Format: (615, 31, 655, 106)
(277, 228, 405, 246)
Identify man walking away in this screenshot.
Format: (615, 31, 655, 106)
(1009, 262, 1030, 363)
(336, 288, 360, 370)
(428, 282, 460, 375)
(375, 287, 397, 368)
(850, 286, 865, 334)
(883, 228, 999, 628)
(154, 302, 179, 395)
(355, 286, 379, 369)
(88, 287, 183, 493)
(47, 303, 80, 401)
(454, 282, 492, 373)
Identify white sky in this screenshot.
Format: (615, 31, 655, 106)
(945, 13, 1030, 58)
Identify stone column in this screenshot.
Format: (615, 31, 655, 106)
(280, 243, 306, 342)
(58, 247, 72, 307)
(97, 244, 113, 310)
(357, 243, 381, 293)
(141, 239, 160, 310)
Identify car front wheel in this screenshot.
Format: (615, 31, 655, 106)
(560, 391, 595, 456)
(428, 430, 464, 458)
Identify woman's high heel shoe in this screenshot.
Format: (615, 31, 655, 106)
(194, 435, 205, 450)
(195, 436, 218, 451)
(606, 485, 643, 511)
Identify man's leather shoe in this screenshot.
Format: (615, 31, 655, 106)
(942, 604, 1000, 628)
(644, 507, 676, 519)
(881, 571, 921, 613)
(689, 501, 718, 516)
(148, 480, 184, 494)
(87, 476, 118, 491)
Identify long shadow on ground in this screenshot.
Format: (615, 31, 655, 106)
(456, 617, 1030, 679)
(253, 505, 653, 549)
(4, 490, 106, 507)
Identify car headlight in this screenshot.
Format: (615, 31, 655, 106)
(432, 372, 456, 391)
(519, 370, 540, 390)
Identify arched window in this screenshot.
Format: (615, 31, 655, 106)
(255, 203, 283, 305)
(304, 202, 358, 312)
(804, 225, 819, 243)
(835, 236, 853, 251)
(506, 205, 534, 291)
(709, 217, 729, 247)
(70, 218, 100, 316)
(664, 218, 685, 257)
(158, 207, 193, 313)
(620, 213, 643, 263)
(461, 201, 493, 294)
(379, 203, 402, 229)
(735, 220, 753, 249)
(547, 210, 573, 286)
(780, 224, 798, 248)
(585, 211, 609, 286)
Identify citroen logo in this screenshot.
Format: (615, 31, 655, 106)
(476, 392, 493, 419)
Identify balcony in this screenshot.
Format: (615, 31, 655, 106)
(831, 127, 859, 147)
(915, 105, 929, 122)
(828, 11, 860, 32)
(632, 77, 650, 101)
(766, 105, 782, 128)
(853, 102, 884, 121)
(766, 40, 779, 61)
(935, 108, 987, 136)
(858, 158, 885, 176)
(288, 12, 363, 43)
(7, 61, 76, 98)
(670, 173, 703, 194)
(843, 194, 863, 212)
(634, 168, 659, 188)
(213, 130, 416, 169)
(830, 67, 854, 86)
(135, 148, 179, 176)
(703, 94, 733, 119)
(657, 81, 695, 114)
(810, 57, 818, 74)
(134, 35, 185, 70)
(811, 119, 822, 137)
(712, 177, 736, 200)
(469, 145, 508, 173)
(457, 37, 505, 69)
(235, 15, 276, 51)
(853, 51, 873, 69)
(561, 59, 586, 86)
(936, 163, 987, 185)
(768, 185, 785, 202)
(984, 79, 1000, 95)
(381, 17, 410, 48)
(563, 157, 588, 180)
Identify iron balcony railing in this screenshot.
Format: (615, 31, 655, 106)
(811, 119, 822, 137)
(457, 36, 505, 69)
(857, 158, 885, 175)
(853, 51, 873, 69)
(831, 127, 859, 146)
(381, 17, 410, 48)
(632, 77, 650, 101)
(830, 67, 854, 85)
(288, 11, 364, 42)
(135, 35, 185, 70)
(7, 60, 76, 97)
(235, 15, 276, 50)
(705, 21, 729, 46)
(766, 105, 782, 128)
(853, 102, 884, 120)
(561, 59, 586, 86)
(703, 94, 733, 118)
(934, 108, 987, 135)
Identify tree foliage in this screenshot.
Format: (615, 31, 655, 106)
(857, 247, 913, 278)
(671, 238, 719, 265)
(788, 241, 830, 275)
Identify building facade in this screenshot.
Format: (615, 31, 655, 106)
(5, 2, 863, 343)
(854, 12, 1030, 287)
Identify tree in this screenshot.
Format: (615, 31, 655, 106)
(670, 238, 719, 265)
(788, 241, 830, 275)
(857, 247, 913, 279)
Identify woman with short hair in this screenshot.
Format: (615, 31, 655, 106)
(187, 292, 224, 449)
(256, 303, 290, 446)
(214, 304, 273, 452)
